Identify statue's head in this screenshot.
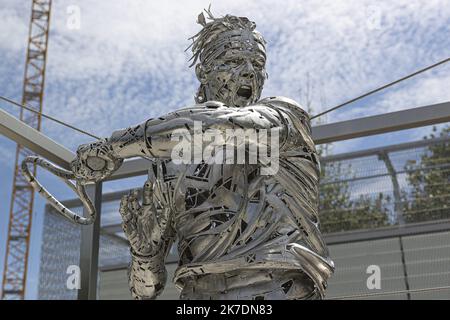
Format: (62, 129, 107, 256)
(188, 9, 267, 107)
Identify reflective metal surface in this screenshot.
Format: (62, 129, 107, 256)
(58, 9, 335, 299)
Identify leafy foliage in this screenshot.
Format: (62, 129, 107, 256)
(317, 146, 390, 234)
(402, 126, 450, 223)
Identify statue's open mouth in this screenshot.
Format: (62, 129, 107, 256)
(237, 85, 252, 99)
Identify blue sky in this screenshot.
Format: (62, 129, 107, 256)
(0, 0, 450, 299)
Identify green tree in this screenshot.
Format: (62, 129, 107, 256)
(403, 125, 450, 223)
(318, 157, 390, 233)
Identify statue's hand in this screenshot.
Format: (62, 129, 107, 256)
(119, 179, 169, 257)
(71, 139, 123, 183)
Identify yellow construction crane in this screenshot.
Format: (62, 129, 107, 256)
(2, 0, 52, 300)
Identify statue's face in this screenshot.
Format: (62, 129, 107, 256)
(198, 49, 266, 107)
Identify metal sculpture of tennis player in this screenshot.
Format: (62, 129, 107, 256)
(36, 10, 335, 299)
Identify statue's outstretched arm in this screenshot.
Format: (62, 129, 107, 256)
(71, 97, 312, 182)
(106, 100, 291, 159)
(108, 97, 312, 158)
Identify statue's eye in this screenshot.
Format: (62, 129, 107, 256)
(253, 59, 265, 69)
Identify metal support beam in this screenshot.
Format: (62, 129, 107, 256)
(378, 151, 405, 225)
(77, 183, 102, 300)
(312, 101, 450, 144)
(324, 218, 450, 245)
(0, 108, 73, 169)
(322, 136, 450, 163)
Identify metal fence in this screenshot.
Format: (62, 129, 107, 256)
(319, 136, 450, 233)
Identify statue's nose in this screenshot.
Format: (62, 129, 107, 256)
(240, 61, 256, 80)
(241, 72, 255, 79)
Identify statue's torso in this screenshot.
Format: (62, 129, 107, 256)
(147, 98, 334, 298)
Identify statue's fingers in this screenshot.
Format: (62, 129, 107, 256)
(142, 184, 158, 220)
(142, 179, 153, 206)
(130, 188, 139, 198)
(142, 210, 158, 235)
(122, 218, 138, 239)
(141, 218, 156, 242)
(141, 204, 156, 221)
(128, 189, 141, 212)
(119, 195, 131, 221)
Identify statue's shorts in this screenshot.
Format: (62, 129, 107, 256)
(179, 269, 320, 300)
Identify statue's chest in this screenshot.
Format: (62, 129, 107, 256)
(148, 160, 265, 225)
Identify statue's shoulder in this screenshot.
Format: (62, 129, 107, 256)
(170, 101, 228, 115)
(258, 97, 314, 148)
(258, 96, 309, 119)
(195, 100, 227, 109)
